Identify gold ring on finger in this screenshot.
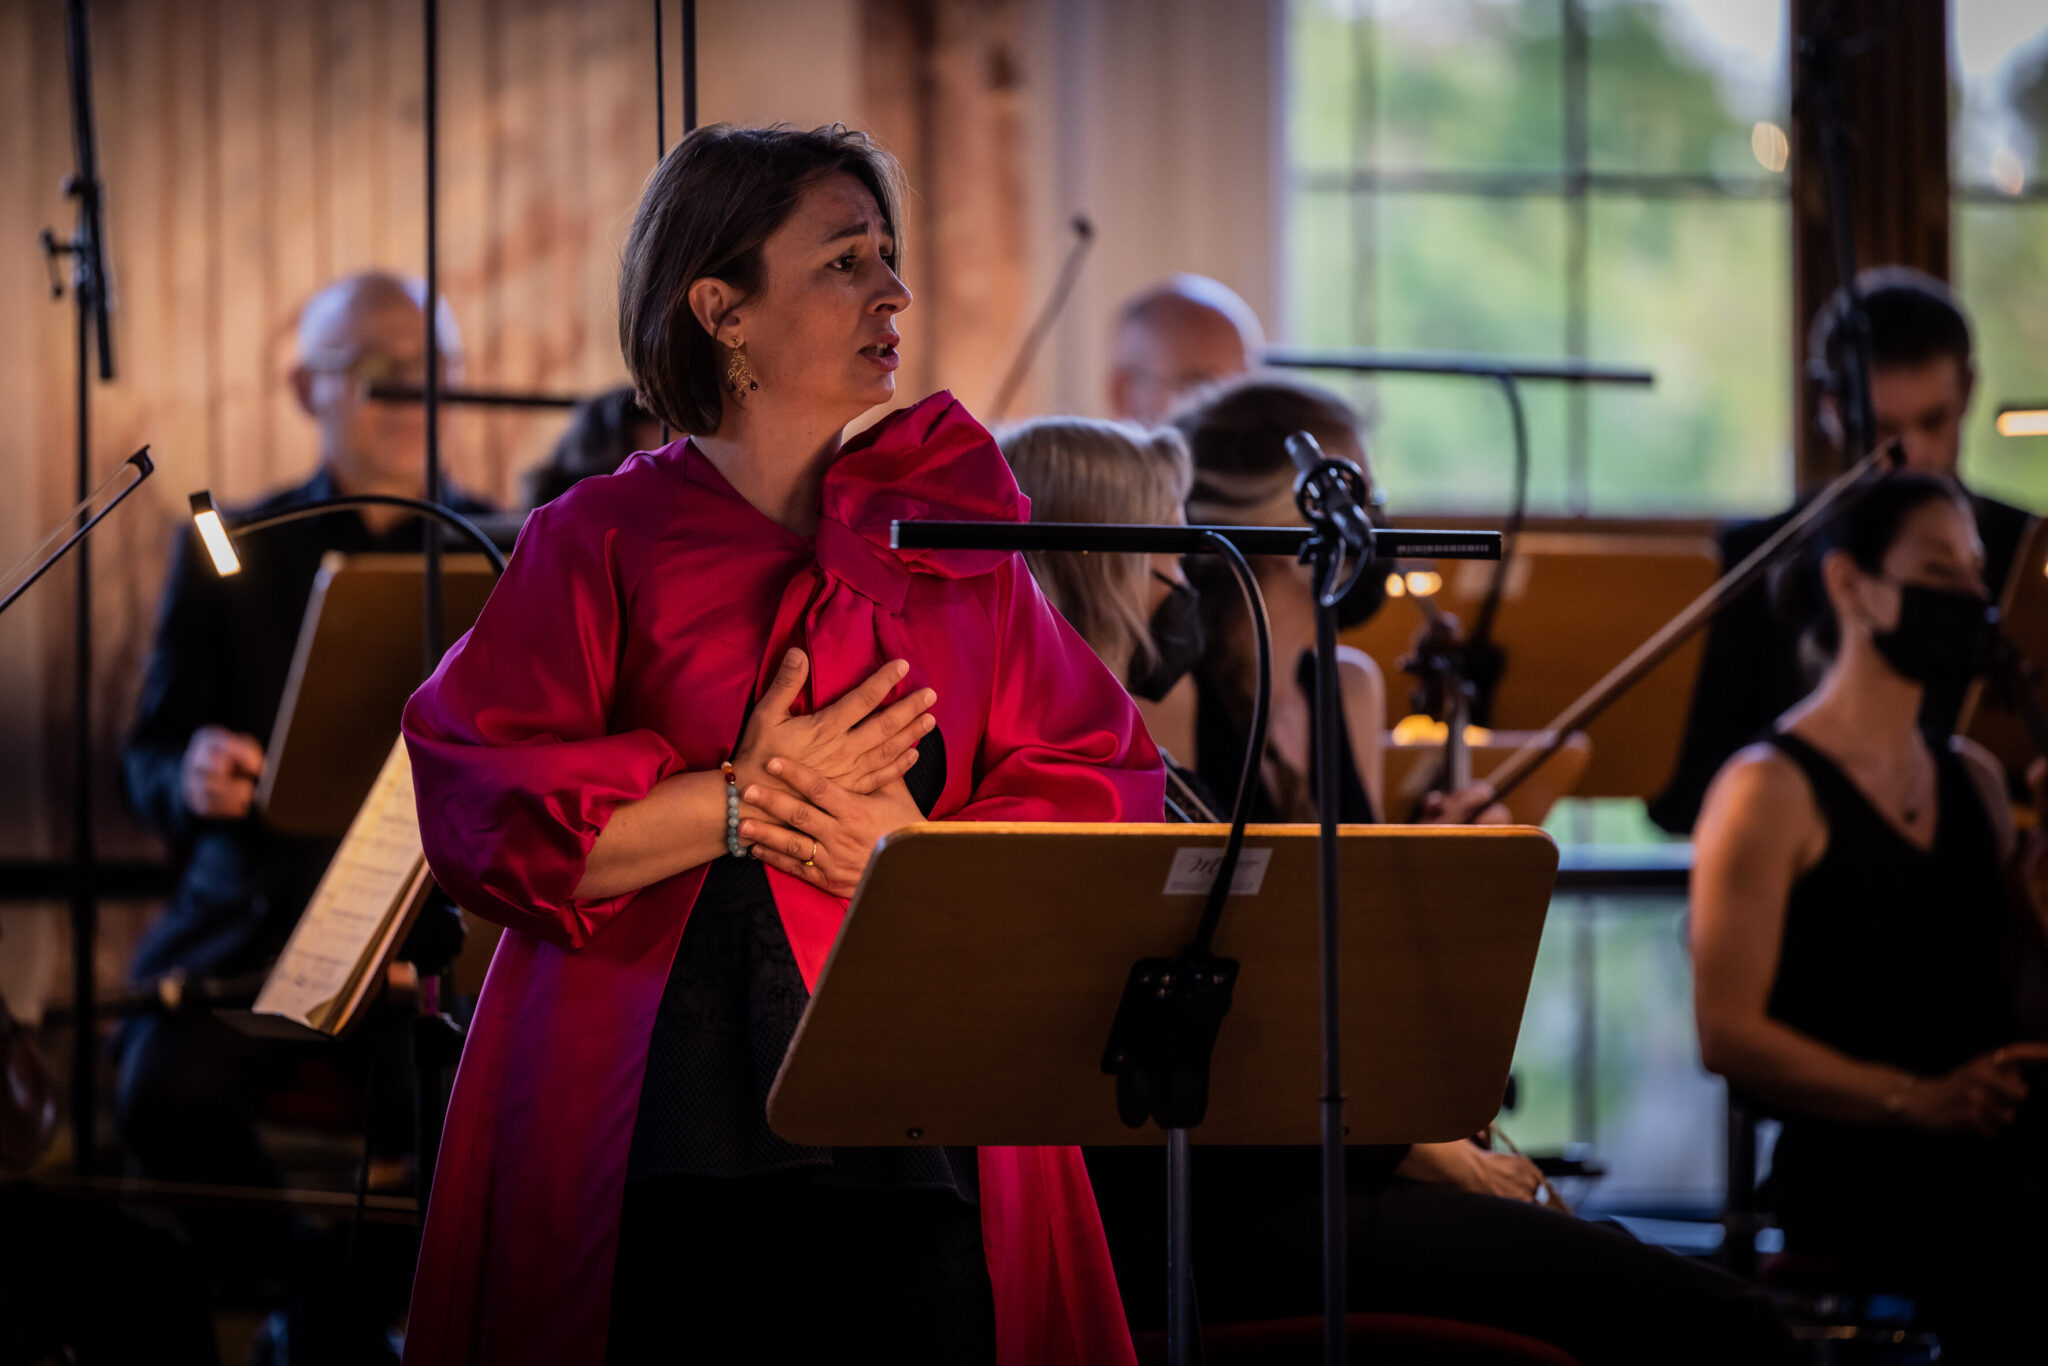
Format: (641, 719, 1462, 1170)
(803, 839, 818, 867)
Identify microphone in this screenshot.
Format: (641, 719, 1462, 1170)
(1283, 430, 1374, 556)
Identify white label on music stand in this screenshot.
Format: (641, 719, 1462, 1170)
(1163, 845, 1272, 896)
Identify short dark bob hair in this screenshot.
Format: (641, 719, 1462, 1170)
(1807, 265, 1973, 395)
(618, 123, 905, 435)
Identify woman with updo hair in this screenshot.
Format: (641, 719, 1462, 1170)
(1692, 472, 2048, 1361)
(399, 124, 1160, 1366)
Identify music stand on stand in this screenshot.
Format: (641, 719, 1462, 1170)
(768, 823, 1560, 1357)
(871, 505, 1505, 1365)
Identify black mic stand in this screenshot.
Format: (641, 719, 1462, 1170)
(1283, 431, 1377, 1364)
(893, 514, 1500, 1366)
(39, 0, 117, 1176)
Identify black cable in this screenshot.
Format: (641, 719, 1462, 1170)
(1187, 530, 1271, 959)
(1465, 371, 1529, 693)
(220, 494, 509, 574)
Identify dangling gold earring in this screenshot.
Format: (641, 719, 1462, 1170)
(725, 338, 759, 400)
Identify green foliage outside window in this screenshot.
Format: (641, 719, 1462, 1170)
(1286, 0, 1793, 519)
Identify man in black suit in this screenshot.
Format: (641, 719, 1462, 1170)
(1650, 266, 2031, 834)
(116, 272, 491, 1360)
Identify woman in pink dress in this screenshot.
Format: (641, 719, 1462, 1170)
(399, 124, 1162, 1366)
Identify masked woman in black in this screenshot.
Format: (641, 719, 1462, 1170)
(1002, 404, 1797, 1365)
(1692, 472, 2048, 1361)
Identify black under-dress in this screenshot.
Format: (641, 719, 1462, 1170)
(1085, 654, 1797, 1365)
(1759, 730, 2048, 1361)
(606, 729, 996, 1365)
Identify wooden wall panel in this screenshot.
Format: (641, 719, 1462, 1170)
(0, 0, 682, 874)
(0, 0, 1072, 1021)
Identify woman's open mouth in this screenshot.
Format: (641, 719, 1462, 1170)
(861, 333, 901, 372)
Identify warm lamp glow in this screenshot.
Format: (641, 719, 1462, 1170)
(1389, 714, 1495, 747)
(188, 492, 242, 575)
(1403, 570, 1443, 598)
(1997, 408, 2048, 438)
(1751, 121, 1790, 174)
(1385, 571, 1406, 598)
(1991, 146, 2027, 197)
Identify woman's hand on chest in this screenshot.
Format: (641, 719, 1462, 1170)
(738, 757, 927, 899)
(733, 648, 936, 798)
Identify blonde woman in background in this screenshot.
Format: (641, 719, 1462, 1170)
(998, 418, 1213, 815)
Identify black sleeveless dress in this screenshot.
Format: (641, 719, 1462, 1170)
(1763, 730, 2022, 1211)
(1757, 730, 2048, 1361)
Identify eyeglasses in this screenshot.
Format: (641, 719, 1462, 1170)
(301, 348, 449, 400)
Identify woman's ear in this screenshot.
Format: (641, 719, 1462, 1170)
(1819, 549, 1856, 609)
(1820, 549, 1880, 634)
(685, 277, 742, 345)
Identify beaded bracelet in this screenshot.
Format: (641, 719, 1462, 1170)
(721, 761, 746, 858)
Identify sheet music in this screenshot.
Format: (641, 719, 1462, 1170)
(254, 740, 425, 1032)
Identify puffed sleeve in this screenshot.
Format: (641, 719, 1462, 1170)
(954, 557, 1165, 823)
(401, 491, 681, 949)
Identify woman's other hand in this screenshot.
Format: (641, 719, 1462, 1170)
(1416, 781, 1511, 826)
(1396, 1139, 1544, 1203)
(1897, 1043, 2048, 1136)
(739, 757, 927, 898)
(735, 650, 936, 797)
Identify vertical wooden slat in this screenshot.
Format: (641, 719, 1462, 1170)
(266, 3, 328, 490)
(219, 0, 272, 493)
(326, 0, 391, 276)
(0, 0, 64, 858)
(88, 0, 172, 849)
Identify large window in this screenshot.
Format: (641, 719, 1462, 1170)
(1954, 10, 2048, 513)
(1286, 0, 1792, 517)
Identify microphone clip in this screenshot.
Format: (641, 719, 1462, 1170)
(1285, 430, 1376, 607)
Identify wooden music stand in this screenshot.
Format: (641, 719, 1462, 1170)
(260, 552, 495, 836)
(1346, 532, 1718, 798)
(768, 822, 1557, 1149)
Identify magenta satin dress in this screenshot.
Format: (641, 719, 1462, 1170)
(399, 392, 1162, 1366)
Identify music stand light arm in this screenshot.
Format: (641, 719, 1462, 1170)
(187, 490, 509, 575)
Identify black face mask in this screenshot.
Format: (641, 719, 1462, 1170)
(1129, 573, 1206, 702)
(1333, 560, 1391, 630)
(1870, 583, 1995, 688)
